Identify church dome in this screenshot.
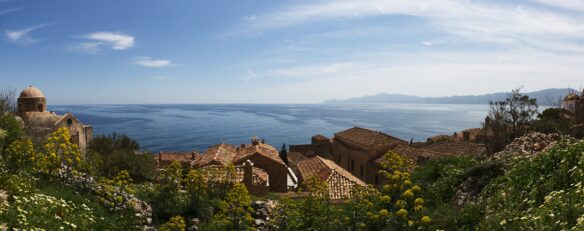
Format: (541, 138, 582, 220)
(19, 86, 45, 98)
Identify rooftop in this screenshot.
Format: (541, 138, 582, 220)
(19, 86, 45, 98)
(296, 156, 366, 200)
(422, 140, 488, 157)
(335, 127, 407, 151)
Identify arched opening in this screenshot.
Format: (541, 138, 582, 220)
(38, 103, 43, 112)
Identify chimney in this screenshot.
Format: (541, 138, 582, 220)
(191, 151, 196, 160)
(261, 139, 265, 144)
(158, 151, 163, 161)
(251, 136, 260, 146)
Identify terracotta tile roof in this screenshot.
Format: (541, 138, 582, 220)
(312, 135, 330, 142)
(335, 127, 407, 152)
(234, 144, 285, 165)
(195, 143, 237, 167)
(374, 145, 446, 166)
(200, 165, 268, 185)
(287, 152, 308, 165)
(297, 156, 365, 200)
(155, 152, 200, 168)
(423, 141, 488, 157)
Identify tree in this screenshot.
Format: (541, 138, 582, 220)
(279, 143, 288, 165)
(88, 133, 155, 181)
(0, 114, 23, 156)
(0, 86, 16, 115)
(483, 88, 538, 152)
(215, 182, 254, 231)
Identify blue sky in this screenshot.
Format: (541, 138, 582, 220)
(1, 0, 583, 104)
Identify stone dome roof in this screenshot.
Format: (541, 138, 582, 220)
(19, 86, 45, 98)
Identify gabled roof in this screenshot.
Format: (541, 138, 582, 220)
(196, 143, 237, 167)
(297, 156, 366, 200)
(335, 127, 407, 151)
(374, 145, 446, 166)
(234, 144, 285, 165)
(297, 156, 365, 186)
(287, 151, 308, 165)
(155, 152, 200, 169)
(422, 140, 487, 157)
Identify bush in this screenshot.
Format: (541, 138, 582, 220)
(88, 133, 155, 182)
(478, 140, 584, 230)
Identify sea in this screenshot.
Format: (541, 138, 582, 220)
(50, 104, 491, 153)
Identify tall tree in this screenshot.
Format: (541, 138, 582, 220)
(484, 88, 538, 151)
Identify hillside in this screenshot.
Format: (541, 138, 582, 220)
(324, 88, 579, 106)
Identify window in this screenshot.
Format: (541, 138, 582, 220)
(350, 159, 355, 172)
(375, 175, 379, 185)
(67, 118, 73, 126)
(360, 165, 364, 177)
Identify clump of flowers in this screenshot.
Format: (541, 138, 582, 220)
(0, 192, 96, 230)
(95, 170, 135, 211)
(159, 215, 186, 231)
(376, 151, 431, 229)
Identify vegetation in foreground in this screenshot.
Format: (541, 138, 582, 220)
(1, 87, 584, 230)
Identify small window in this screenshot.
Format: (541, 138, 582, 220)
(38, 104, 43, 112)
(360, 165, 364, 177)
(375, 175, 380, 185)
(67, 118, 73, 126)
(350, 159, 355, 172)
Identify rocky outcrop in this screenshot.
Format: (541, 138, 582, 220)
(492, 132, 570, 160)
(251, 200, 278, 231)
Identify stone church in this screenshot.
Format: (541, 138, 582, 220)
(17, 86, 93, 154)
(561, 91, 584, 124)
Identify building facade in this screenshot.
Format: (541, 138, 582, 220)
(17, 86, 93, 154)
(561, 92, 584, 124)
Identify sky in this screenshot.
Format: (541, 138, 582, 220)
(1, 0, 583, 104)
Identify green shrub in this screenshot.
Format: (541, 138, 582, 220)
(478, 140, 584, 230)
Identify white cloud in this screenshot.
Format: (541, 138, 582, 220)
(5, 23, 51, 44)
(0, 7, 21, 16)
(243, 15, 256, 21)
(134, 56, 174, 68)
(270, 62, 354, 78)
(234, 0, 584, 53)
(77, 32, 135, 51)
(533, 0, 584, 12)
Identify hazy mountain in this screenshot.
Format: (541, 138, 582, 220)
(324, 88, 579, 106)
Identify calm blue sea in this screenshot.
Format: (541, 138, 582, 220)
(50, 104, 490, 152)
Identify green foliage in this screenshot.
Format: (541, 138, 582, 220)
(95, 170, 135, 210)
(0, 169, 140, 230)
(533, 108, 573, 135)
(159, 215, 186, 231)
(214, 183, 255, 231)
(478, 140, 584, 230)
(0, 192, 97, 230)
(0, 114, 22, 154)
(88, 133, 155, 182)
(185, 168, 213, 219)
(375, 151, 432, 230)
(40, 127, 84, 175)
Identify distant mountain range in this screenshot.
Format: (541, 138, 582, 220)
(324, 88, 580, 106)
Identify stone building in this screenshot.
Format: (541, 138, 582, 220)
(17, 86, 93, 154)
(289, 134, 333, 158)
(296, 156, 366, 200)
(332, 127, 409, 185)
(561, 92, 584, 124)
(157, 137, 297, 194)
